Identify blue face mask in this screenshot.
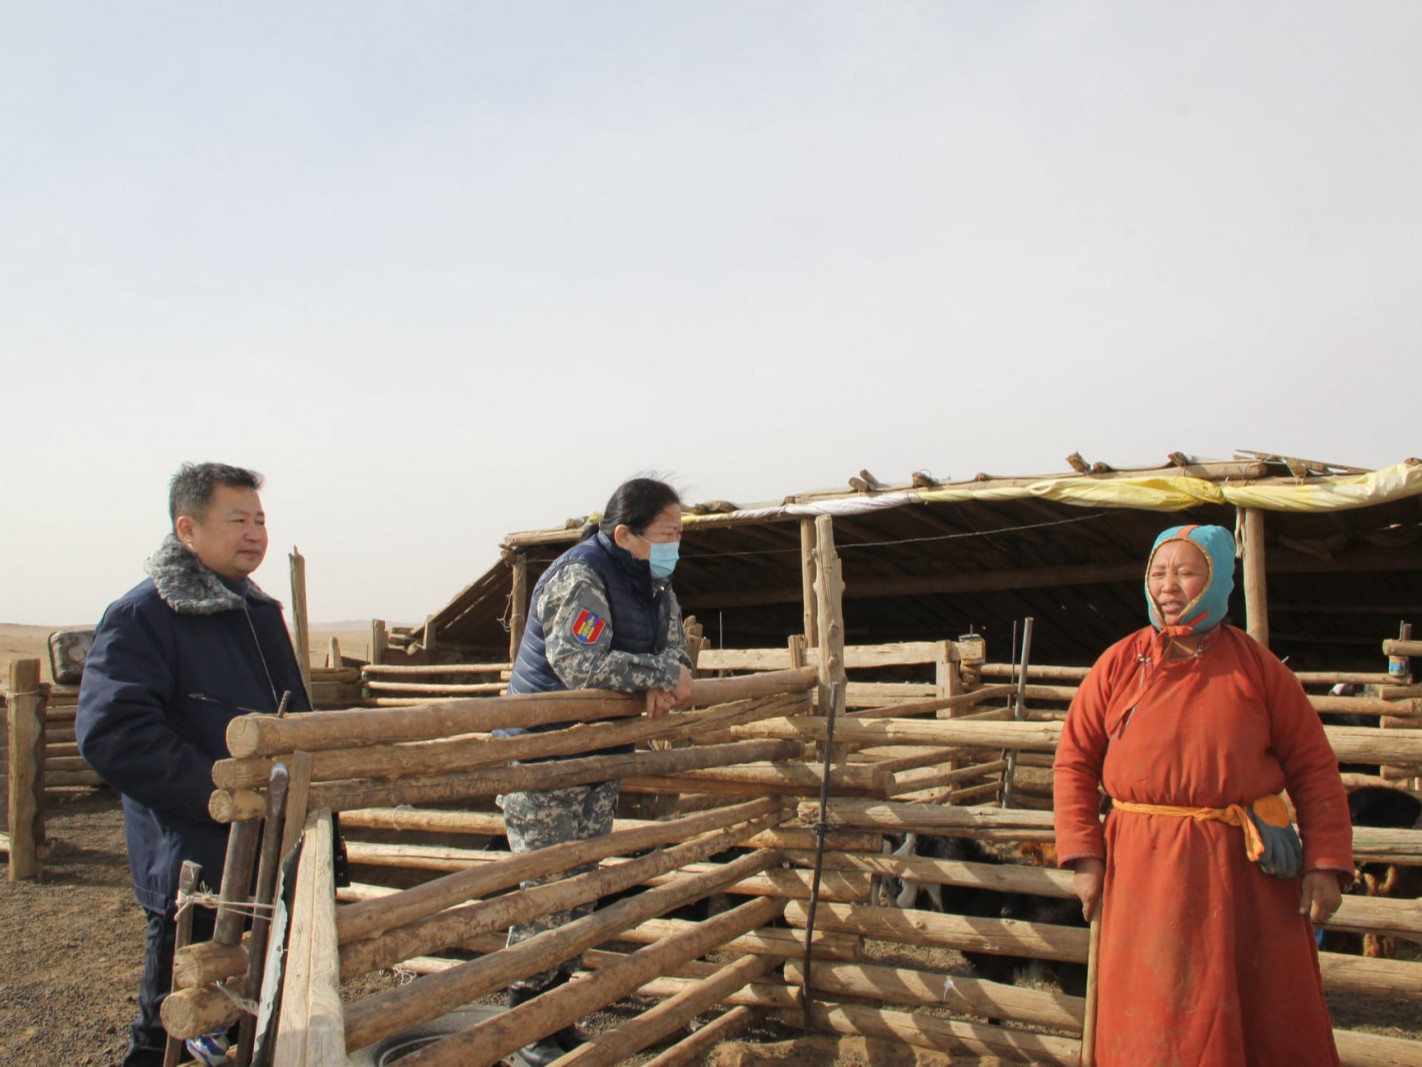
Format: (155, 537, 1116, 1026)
(646, 539, 679, 579)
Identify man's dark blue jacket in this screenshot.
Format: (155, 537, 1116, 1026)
(77, 535, 309, 914)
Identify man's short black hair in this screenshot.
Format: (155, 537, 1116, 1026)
(169, 462, 264, 527)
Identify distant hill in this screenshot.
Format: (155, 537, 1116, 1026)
(314, 620, 416, 630)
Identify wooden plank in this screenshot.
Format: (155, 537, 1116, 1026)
(288, 548, 312, 703)
(610, 916, 859, 962)
(341, 849, 778, 1053)
(1241, 507, 1270, 648)
(801, 517, 818, 647)
(217, 692, 805, 791)
(1318, 951, 1422, 1002)
(213, 819, 261, 946)
(337, 812, 786, 982)
(336, 797, 782, 943)
(1332, 1028, 1422, 1066)
(802, 1000, 1079, 1066)
(508, 553, 528, 663)
(557, 953, 775, 1065)
(784, 900, 1089, 964)
(296, 739, 805, 816)
(779, 849, 1075, 898)
(277, 751, 315, 863)
(225, 667, 816, 758)
(362, 680, 505, 695)
(369, 619, 387, 666)
(273, 808, 345, 1066)
(402, 895, 785, 1067)
(801, 798, 1056, 836)
(163, 861, 202, 1067)
(736, 715, 1063, 752)
(786, 959, 1083, 1031)
(845, 682, 938, 706)
(640, 1005, 757, 1067)
(361, 662, 509, 676)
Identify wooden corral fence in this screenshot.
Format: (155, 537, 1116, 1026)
(0, 657, 361, 885)
(1, 676, 102, 799)
(163, 661, 1422, 1065)
(157, 517, 1422, 1065)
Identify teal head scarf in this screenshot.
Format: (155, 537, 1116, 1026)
(1145, 524, 1236, 635)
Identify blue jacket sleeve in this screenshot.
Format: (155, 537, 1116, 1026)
(76, 599, 219, 824)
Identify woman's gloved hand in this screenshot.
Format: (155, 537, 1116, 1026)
(1247, 795, 1302, 878)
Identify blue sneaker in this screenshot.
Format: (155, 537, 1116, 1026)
(185, 1031, 232, 1066)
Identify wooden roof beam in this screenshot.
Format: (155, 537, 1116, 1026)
(682, 543, 1422, 611)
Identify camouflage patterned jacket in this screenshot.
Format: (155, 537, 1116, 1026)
(528, 558, 690, 693)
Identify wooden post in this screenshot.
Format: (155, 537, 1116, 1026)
(1081, 916, 1103, 1066)
(277, 751, 315, 862)
(325, 637, 342, 669)
(162, 861, 202, 1067)
(288, 547, 312, 703)
(787, 634, 806, 670)
(274, 808, 345, 1065)
(814, 515, 846, 728)
(234, 764, 293, 1067)
(7, 659, 45, 881)
(800, 518, 818, 647)
(934, 641, 961, 704)
(508, 554, 528, 662)
(1241, 508, 1269, 648)
(369, 619, 388, 667)
(214, 819, 262, 946)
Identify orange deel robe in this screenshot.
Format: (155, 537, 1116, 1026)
(1054, 625, 1353, 1067)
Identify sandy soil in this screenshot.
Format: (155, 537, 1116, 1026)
(0, 790, 143, 1065)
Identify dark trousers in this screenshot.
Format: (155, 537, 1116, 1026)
(124, 906, 216, 1067)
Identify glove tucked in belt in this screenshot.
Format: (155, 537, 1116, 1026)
(1111, 793, 1302, 879)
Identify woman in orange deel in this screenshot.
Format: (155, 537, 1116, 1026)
(1054, 524, 1353, 1065)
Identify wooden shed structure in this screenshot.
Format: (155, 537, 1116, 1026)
(147, 453, 1422, 1065)
(391, 452, 1422, 672)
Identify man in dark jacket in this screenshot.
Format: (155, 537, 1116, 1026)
(77, 462, 310, 1067)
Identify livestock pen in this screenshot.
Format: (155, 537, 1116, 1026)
(11, 453, 1422, 1062)
(163, 509, 1422, 1065)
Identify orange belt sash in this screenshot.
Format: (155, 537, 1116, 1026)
(1110, 794, 1291, 864)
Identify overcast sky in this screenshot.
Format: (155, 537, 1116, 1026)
(3, 2, 1419, 628)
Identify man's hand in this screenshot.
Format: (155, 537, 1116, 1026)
(1072, 857, 1105, 922)
(1300, 871, 1342, 923)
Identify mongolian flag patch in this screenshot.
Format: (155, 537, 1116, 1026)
(571, 608, 606, 644)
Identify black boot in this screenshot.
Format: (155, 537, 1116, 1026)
(554, 1023, 591, 1052)
(507, 986, 566, 1067)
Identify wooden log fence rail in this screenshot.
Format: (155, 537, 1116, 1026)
(161, 622, 1422, 1065)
